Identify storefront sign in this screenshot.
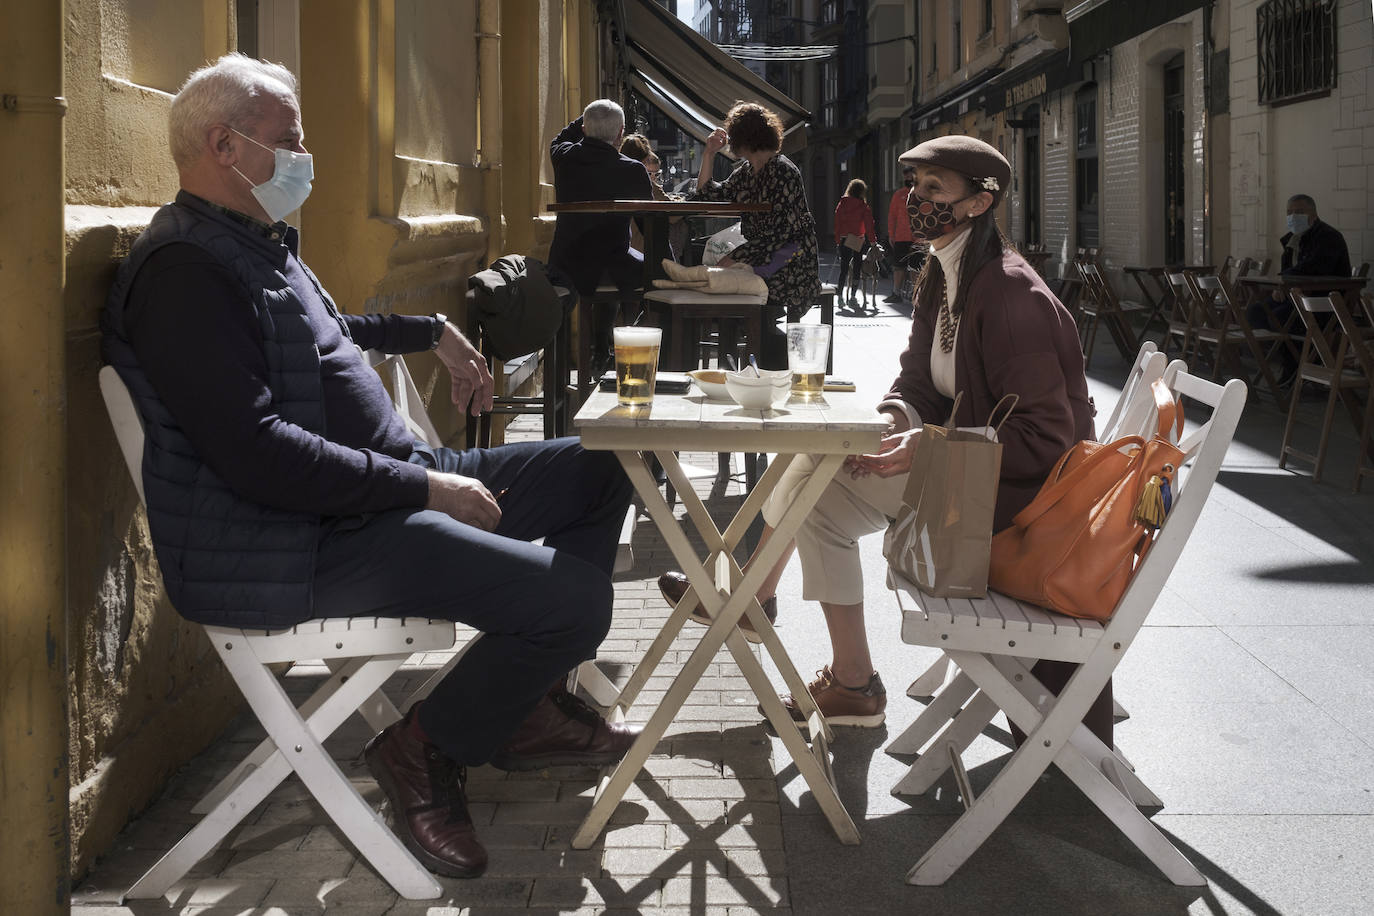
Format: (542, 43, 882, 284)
(1005, 73, 1048, 109)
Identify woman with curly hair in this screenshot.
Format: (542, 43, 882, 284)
(660, 136, 1107, 744)
(688, 102, 820, 369)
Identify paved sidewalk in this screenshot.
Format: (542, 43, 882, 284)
(73, 280, 1374, 914)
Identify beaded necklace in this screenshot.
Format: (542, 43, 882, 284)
(936, 275, 958, 353)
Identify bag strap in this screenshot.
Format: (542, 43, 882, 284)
(1151, 377, 1185, 443)
(1011, 434, 1145, 527)
(942, 391, 964, 427)
(987, 394, 1019, 436)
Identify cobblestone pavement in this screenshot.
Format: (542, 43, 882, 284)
(72, 276, 1374, 914)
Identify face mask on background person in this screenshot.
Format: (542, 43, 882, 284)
(231, 127, 314, 223)
(1286, 213, 1311, 236)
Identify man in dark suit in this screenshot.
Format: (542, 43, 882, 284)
(548, 99, 654, 376)
(1248, 194, 1352, 384)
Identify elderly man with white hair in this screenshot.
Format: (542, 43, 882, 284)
(101, 53, 639, 880)
(548, 98, 655, 377)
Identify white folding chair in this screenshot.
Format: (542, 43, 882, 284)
(100, 361, 453, 900)
(887, 367, 1246, 886)
(902, 342, 1172, 703)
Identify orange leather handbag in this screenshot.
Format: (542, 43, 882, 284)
(987, 379, 1185, 621)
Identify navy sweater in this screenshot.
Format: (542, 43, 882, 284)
(125, 239, 434, 516)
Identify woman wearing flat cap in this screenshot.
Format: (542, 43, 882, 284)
(659, 134, 1108, 745)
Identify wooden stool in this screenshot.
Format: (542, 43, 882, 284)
(465, 286, 575, 448)
(644, 287, 767, 370)
(577, 284, 642, 399)
(644, 287, 769, 494)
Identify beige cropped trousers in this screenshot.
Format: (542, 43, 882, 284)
(761, 453, 910, 606)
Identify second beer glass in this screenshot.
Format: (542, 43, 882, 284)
(785, 323, 831, 399)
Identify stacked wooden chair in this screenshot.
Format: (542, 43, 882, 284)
(1280, 292, 1373, 487)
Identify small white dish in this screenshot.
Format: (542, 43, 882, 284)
(687, 369, 732, 401)
(724, 368, 792, 410)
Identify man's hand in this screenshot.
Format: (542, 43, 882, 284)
(846, 427, 922, 479)
(434, 321, 495, 416)
(425, 470, 501, 530)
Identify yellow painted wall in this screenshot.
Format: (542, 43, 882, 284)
(47, 0, 603, 886)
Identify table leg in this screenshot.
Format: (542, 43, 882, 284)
(570, 449, 860, 849)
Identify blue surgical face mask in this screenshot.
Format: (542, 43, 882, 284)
(231, 127, 313, 222)
(1286, 213, 1311, 236)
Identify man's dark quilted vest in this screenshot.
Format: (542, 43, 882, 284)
(102, 196, 336, 628)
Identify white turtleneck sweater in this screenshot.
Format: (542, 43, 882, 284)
(928, 227, 971, 400)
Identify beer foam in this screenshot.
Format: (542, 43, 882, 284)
(613, 326, 662, 346)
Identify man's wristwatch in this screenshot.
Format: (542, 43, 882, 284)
(430, 312, 447, 349)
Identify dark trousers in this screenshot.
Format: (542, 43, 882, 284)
(312, 436, 633, 765)
(1010, 662, 1114, 750)
(836, 244, 865, 298)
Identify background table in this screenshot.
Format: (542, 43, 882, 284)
(570, 386, 887, 850)
(547, 199, 772, 285)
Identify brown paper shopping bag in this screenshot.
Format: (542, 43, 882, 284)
(882, 395, 1016, 598)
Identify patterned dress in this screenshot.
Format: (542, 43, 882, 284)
(690, 153, 821, 321)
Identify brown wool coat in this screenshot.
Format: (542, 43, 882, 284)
(886, 249, 1096, 531)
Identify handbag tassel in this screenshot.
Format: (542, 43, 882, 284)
(1133, 464, 1175, 529)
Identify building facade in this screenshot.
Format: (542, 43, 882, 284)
(904, 0, 1371, 282)
(1, 1, 606, 907)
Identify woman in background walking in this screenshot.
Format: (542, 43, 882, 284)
(834, 178, 877, 307)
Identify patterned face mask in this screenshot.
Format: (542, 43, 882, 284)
(907, 189, 974, 242)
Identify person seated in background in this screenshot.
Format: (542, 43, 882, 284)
(687, 102, 820, 369)
(886, 165, 917, 302)
(549, 100, 655, 378)
(1248, 193, 1352, 385)
(102, 54, 639, 880)
(619, 132, 687, 261)
(833, 178, 878, 308)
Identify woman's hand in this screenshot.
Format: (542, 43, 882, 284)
(716, 254, 736, 268)
(845, 427, 922, 479)
(705, 128, 728, 157)
(434, 321, 495, 416)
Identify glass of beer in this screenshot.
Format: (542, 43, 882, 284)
(786, 323, 831, 399)
(612, 326, 662, 408)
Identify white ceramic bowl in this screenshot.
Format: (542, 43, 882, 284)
(687, 368, 732, 401)
(724, 369, 792, 410)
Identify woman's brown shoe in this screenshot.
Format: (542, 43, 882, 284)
(657, 571, 777, 644)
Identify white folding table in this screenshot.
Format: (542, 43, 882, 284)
(570, 386, 887, 849)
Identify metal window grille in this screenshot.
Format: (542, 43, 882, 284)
(1258, 0, 1337, 105)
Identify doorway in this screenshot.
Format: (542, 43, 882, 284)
(1023, 106, 1041, 247)
(1163, 55, 1185, 265)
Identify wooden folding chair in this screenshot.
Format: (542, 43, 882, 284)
(887, 367, 1246, 886)
(1325, 292, 1374, 490)
(1162, 271, 1198, 360)
(902, 342, 1172, 705)
(1280, 294, 1372, 484)
(1075, 262, 1140, 367)
(1191, 274, 1287, 405)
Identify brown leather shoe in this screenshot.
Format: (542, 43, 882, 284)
(488, 685, 640, 771)
(773, 667, 886, 727)
(363, 706, 487, 878)
(657, 570, 777, 644)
